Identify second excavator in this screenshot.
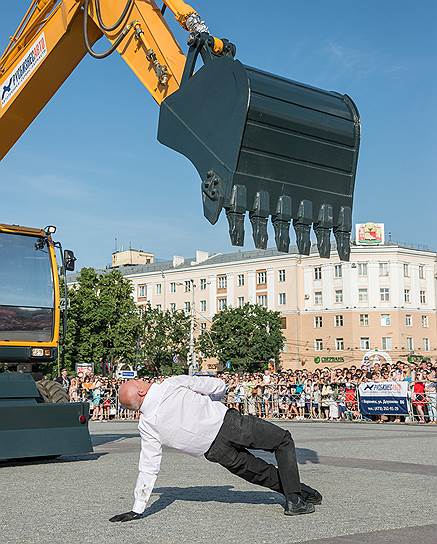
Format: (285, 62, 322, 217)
(0, 0, 360, 259)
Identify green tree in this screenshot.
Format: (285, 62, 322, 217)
(139, 306, 190, 375)
(63, 268, 141, 373)
(197, 304, 285, 372)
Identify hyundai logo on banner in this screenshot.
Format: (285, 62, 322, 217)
(358, 381, 409, 415)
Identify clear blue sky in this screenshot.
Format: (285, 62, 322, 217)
(1, 1, 436, 268)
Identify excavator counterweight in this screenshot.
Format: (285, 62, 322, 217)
(158, 36, 360, 260)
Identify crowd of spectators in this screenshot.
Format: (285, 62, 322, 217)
(55, 369, 148, 421)
(219, 359, 437, 424)
(57, 358, 437, 424)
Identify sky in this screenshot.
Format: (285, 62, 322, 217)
(1, 1, 436, 269)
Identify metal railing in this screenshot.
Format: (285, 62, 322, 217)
(72, 381, 437, 423)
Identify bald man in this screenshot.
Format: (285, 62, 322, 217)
(109, 376, 321, 522)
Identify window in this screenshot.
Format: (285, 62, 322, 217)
(334, 264, 342, 278)
(335, 315, 344, 327)
(184, 301, 191, 314)
(360, 337, 370, 350)
(185, 280, 191, 292)
(314, 267, 322, 280)
(358, 288, 368, 303)
(170, 303, 176, 312)
(314, 316, 323, 328)
(200, 322, 207, 332)
(238, 296, 245, 308)
(379, 262, 389, 276)
(280, 317, 287, 329)
(404, 289, 410, 303)
(380, 288, 390, 302)
(358, 262, 368, 276)
(360, 314, 369, 326)
(138, 284, 146, 298)
(217, 276, 228, 289)
(314, 338, 323, 351)
(423, 338, 430, 351)
(217, 275, 227, 289)
(422, 315, 429, 328)
(279, 269, 286, 282)
(217, 298, 227, 311)
(257, 294, 267, 307)
(314, 291, 322, 305)
(200, 300, 207, 312)
(405, 315, 412, 327)
(335, 289, 343, 303)
(200, 278, 207, 290)
(335, 338, 344, 350)
(382, 337, 392, 350)
(156, 304, 161, 311)
(420, 290, 426, 304)
(381, 314, 391, 327)
(170, 282, 176, 293)
(419, 265, 425, 279)
(278, 293, 286, 305)
(238, 274, 245, 287)
(257, 271, 267, 285)
(155, 283, 162, 295)
(406, 337, 414, 351)
(403, 263, 409, 277)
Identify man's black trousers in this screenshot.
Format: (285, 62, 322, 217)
(205, 408, 312, 498)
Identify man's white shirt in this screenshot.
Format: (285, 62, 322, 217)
(132, 375, 228, 514)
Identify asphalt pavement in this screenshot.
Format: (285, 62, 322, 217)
(1, 420, 436, 544)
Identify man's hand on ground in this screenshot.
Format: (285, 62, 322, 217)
(109, 511, 142, 522)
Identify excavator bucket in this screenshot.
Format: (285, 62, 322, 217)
(158, 39, 360, 261)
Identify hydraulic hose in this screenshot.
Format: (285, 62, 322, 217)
(83, 0, 130, 59)
(95, 0, 133, 32)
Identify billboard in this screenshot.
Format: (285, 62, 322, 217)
(355, 223, 384, 245)
(358, 381, 409, 415)
(75, 362, 94, 375)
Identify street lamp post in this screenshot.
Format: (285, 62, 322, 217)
(188, 279, 198, 375)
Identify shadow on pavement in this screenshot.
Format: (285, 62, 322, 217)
(254, 447, 320, 466)
(0, 452, 106, 467)
(144, 485, 283, 518)
(297, 447, 320, 464)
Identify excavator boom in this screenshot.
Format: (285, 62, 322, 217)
(0, 1, 360, 259)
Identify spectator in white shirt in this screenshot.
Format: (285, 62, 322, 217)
(109, 375, 321, 522)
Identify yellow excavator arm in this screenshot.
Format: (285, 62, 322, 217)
(0, 0, 211, 158)
(0, 0, 361, 259)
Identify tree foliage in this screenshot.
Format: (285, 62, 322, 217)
(138, 306, 190, 376)
(62, 268, 141, 373)
(197, 303, 285, 372)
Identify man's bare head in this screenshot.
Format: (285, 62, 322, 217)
(119, 379, 150, 411)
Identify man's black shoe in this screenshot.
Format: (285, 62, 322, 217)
(284, 496, 315, 516)
(302, 490, 322, 505)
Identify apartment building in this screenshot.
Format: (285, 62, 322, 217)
(102, 241, 437, 371)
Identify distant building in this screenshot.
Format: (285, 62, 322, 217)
(111, 249, 154, 268)
(70, 240, 437, 371)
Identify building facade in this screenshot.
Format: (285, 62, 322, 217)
(111, 249, 155, 267)
(100, 242, 437, 371)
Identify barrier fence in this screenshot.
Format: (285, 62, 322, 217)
(78, 381, 437, 423)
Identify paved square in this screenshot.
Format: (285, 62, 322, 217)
(1, 421, 436, 544)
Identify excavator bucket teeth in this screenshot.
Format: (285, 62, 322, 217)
(158, 48, 360, 260)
